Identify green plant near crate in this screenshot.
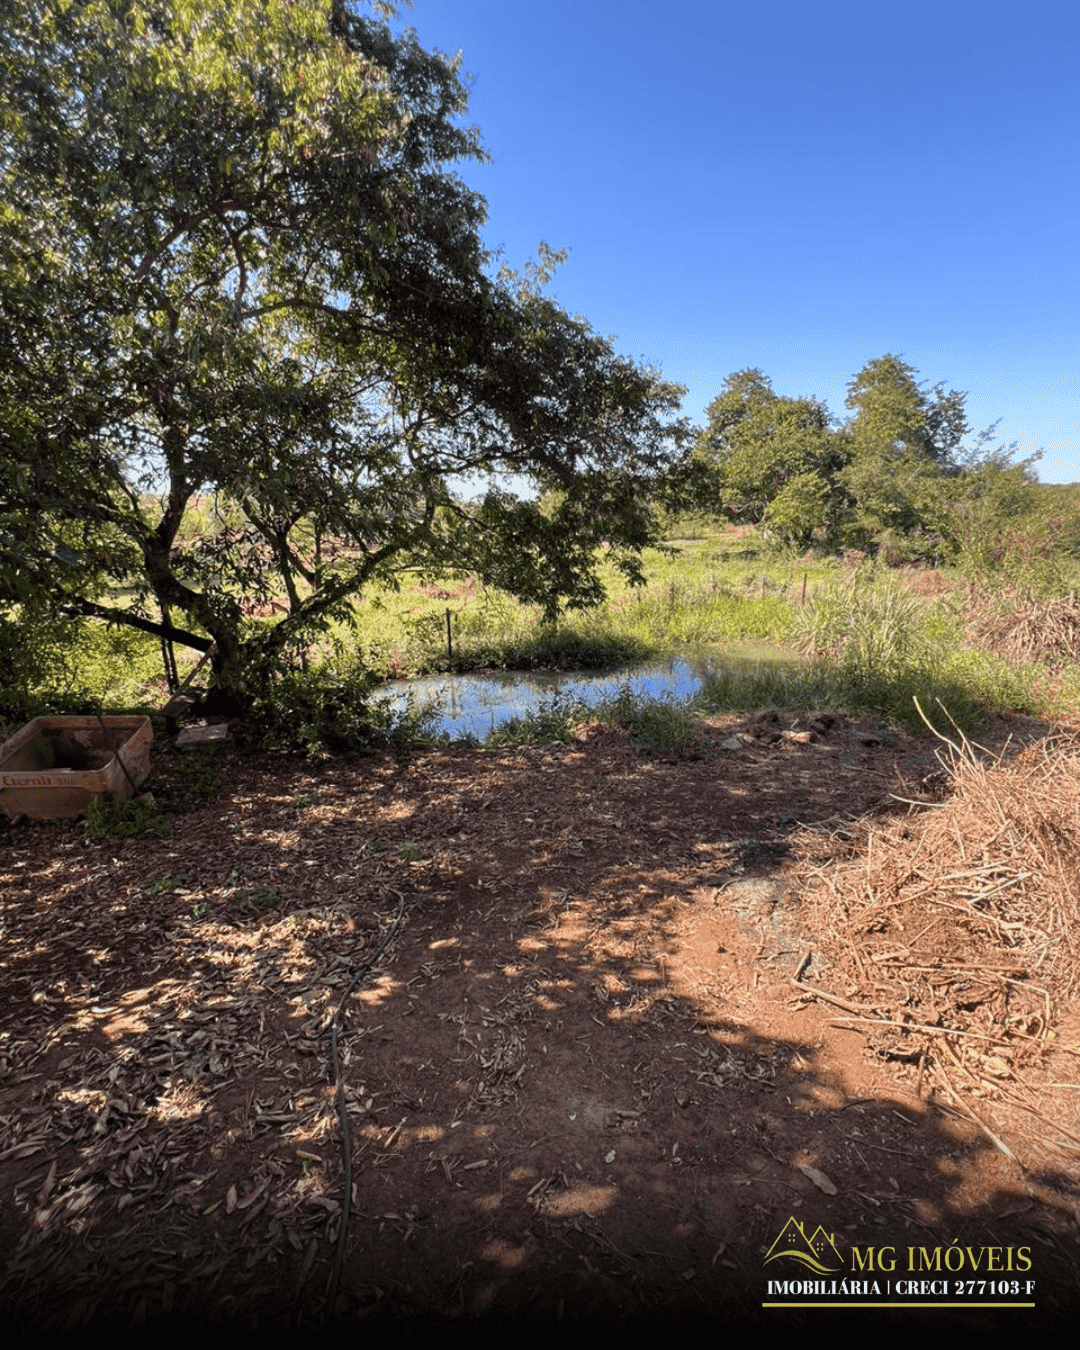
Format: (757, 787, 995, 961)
(175, 752, 221, 798)
(129, 755, 220, 823)
(83, 793, 172, 841)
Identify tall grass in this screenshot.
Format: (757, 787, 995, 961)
(796, 567, 944, 679)
(16, 529, 1080, 753)
(347, 546, 799, 678)
(779, 566, 1051, 732)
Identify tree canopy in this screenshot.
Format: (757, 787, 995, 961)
(696, 369, 841, 547)
(697, 354, 1040, 559)
(0, 0, 694, 703)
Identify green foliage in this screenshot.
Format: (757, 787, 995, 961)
(439, 602, 649, 673)
(695, 652, 990, 736)
(83, 793, 172, 842)
(600, 685, 695, 756)
(486, 694, 587, 746)
(157, 751, 222, 811)
(145, 874, 184, 895)
(843, 354, 969, 468)
(697, 369, 841, 543)
(484, 683, 695, 756)
(619, 583, 793, 646)
(796, 568, 943, 678)
(0, 603, 160, 731)
(696, 660, 828, 715)
(35, 521, 1080, 748)
(333, 536, 805, 680)
(698, 355, 1041, 564)
(789, 567, 995, 731)
(237, 648, 438, 755)
(0, 605, 95, 727)
(656, 511, 725, 540)
(764, 471, 834, 547)
(944, 462, 1076, 595)
(244, 889, 284, 913)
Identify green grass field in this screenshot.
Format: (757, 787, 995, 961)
(7, 522, 1080, 749)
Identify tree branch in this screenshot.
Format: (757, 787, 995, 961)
(129, 193, 274, 292)
(61, 599, 213, 652)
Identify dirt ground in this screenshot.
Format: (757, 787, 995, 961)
(2, 707, 1079, 1332)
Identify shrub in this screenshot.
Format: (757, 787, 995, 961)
(83, 793, 172, 841)
(486, 693, 587, 746)
(236, 650, 438, 755)
(597, 684, 695, 756)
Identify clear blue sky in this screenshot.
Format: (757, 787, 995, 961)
(389, 0, 1078, 483)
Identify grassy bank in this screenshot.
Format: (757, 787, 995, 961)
(7, 532, 1080, 750)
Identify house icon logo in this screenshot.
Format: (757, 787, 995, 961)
(764, 1217, 843, 1273)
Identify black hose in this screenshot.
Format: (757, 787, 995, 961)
(324, 892, 407, 1317)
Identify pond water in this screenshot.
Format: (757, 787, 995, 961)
(375, 655, 721, 742)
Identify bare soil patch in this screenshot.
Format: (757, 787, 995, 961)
(2, 709, 1079, 1332)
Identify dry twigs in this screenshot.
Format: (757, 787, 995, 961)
(801, 704, 1080, 1094)
(965, 590, 1080, 669)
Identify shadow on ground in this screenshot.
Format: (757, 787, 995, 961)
(0, 709, 1075, 1331)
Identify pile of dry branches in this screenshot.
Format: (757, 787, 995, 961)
(965, 589, 1080, 668)
(800, 712, 1080, 1089)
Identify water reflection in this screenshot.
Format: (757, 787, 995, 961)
(376, 657, 720, 741)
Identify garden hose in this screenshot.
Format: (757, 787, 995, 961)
(324, 891, 408, 1318)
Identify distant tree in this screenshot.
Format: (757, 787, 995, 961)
(843, 354, 970, 467)
(0, 0, 695, 704)
(763, 470, 836, 549)
(697, 355, 1041, 562)
(837, 354, 970, 550)
(696, 369, 843, 546)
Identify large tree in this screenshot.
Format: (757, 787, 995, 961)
(837, 354, 970, 547)
(698, 355, 1037, 559)
(0, 0, 693, 701)
(696, 369, 843, 546)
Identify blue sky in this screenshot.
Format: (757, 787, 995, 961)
(390, 0, 1078, 483)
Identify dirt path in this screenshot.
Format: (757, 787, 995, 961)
(2, 709, 1078, 1330)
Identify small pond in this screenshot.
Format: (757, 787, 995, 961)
(375, 655, 721, 742)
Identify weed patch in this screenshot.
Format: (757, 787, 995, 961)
(144, 874, 184, 895)
(598, 685, 696, 756)
(83, 793, 172, 842)
(157, 751, 222, 810)
(487, 694, 587, 746)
